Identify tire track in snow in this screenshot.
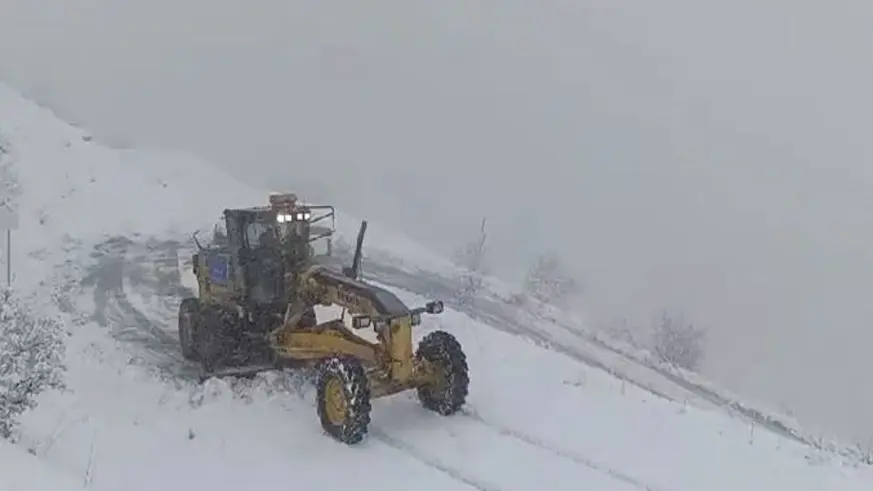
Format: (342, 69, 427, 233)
(85, 238, 189, 371)
(371, 410, 665, 491)
(458, 408, 668, 491)
(50, 236, 203, 381)
(369, 428, 504, 491)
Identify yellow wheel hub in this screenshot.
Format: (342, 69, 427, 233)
(323, 377, 348, 425)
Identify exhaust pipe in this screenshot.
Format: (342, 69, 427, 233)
(343, 220, 368, 280)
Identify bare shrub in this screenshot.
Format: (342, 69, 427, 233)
(650, 310, 705, 371)
(0, 290, 67, 439)
(522, 252, 579, 307)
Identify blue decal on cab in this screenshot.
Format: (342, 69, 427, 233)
(207, 255, 230, 283)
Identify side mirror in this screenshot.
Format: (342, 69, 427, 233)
(425, 301, 444, 314)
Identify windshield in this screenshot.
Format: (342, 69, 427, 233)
(246, 221, 277, 247)
(277, 221, 307, 241)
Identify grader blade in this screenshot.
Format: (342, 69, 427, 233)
(197, 364, 278, 383)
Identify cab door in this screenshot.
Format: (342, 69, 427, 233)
(239, 216, 285, 304)
(222, 210, 247, 294)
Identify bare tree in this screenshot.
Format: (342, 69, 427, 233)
(650, 309, 705, 371)
(522, 252, 579, 307)
(452, 217, 489, 308)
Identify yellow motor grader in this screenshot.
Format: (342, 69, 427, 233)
(177, 193, 469, 444)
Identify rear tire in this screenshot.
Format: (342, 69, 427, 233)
(178, 298, 200, 361)
(197, 306, 235, 374)
(315, 356, 371, 444)
(415, 331, 469, 416)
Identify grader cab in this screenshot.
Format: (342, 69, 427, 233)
(178, 193, 469, 444)
(189, 193, 336, 308)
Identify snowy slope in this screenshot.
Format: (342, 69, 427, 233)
(0, 441, 86, 490)
(3, 83, 873, 490)
(17, 288, 873, 491)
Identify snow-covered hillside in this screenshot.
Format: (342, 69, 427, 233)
(3, 82, 873, 490)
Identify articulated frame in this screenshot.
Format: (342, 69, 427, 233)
(269, 319, 436, 398)
(268, 265, 441, 398)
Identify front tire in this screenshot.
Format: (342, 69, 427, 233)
(315, 356, 372, 444)
(415, 330, 469, 415)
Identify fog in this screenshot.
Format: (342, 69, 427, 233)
(2, 0, 873, 441)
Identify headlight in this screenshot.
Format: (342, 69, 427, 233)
(277, 212, 310, 222)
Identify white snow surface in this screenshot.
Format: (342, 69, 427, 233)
(2, 83, 873, 490)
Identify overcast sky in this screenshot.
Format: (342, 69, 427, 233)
(2, 0, 873, 442)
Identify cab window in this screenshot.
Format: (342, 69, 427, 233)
(245, 222, 273, 247)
